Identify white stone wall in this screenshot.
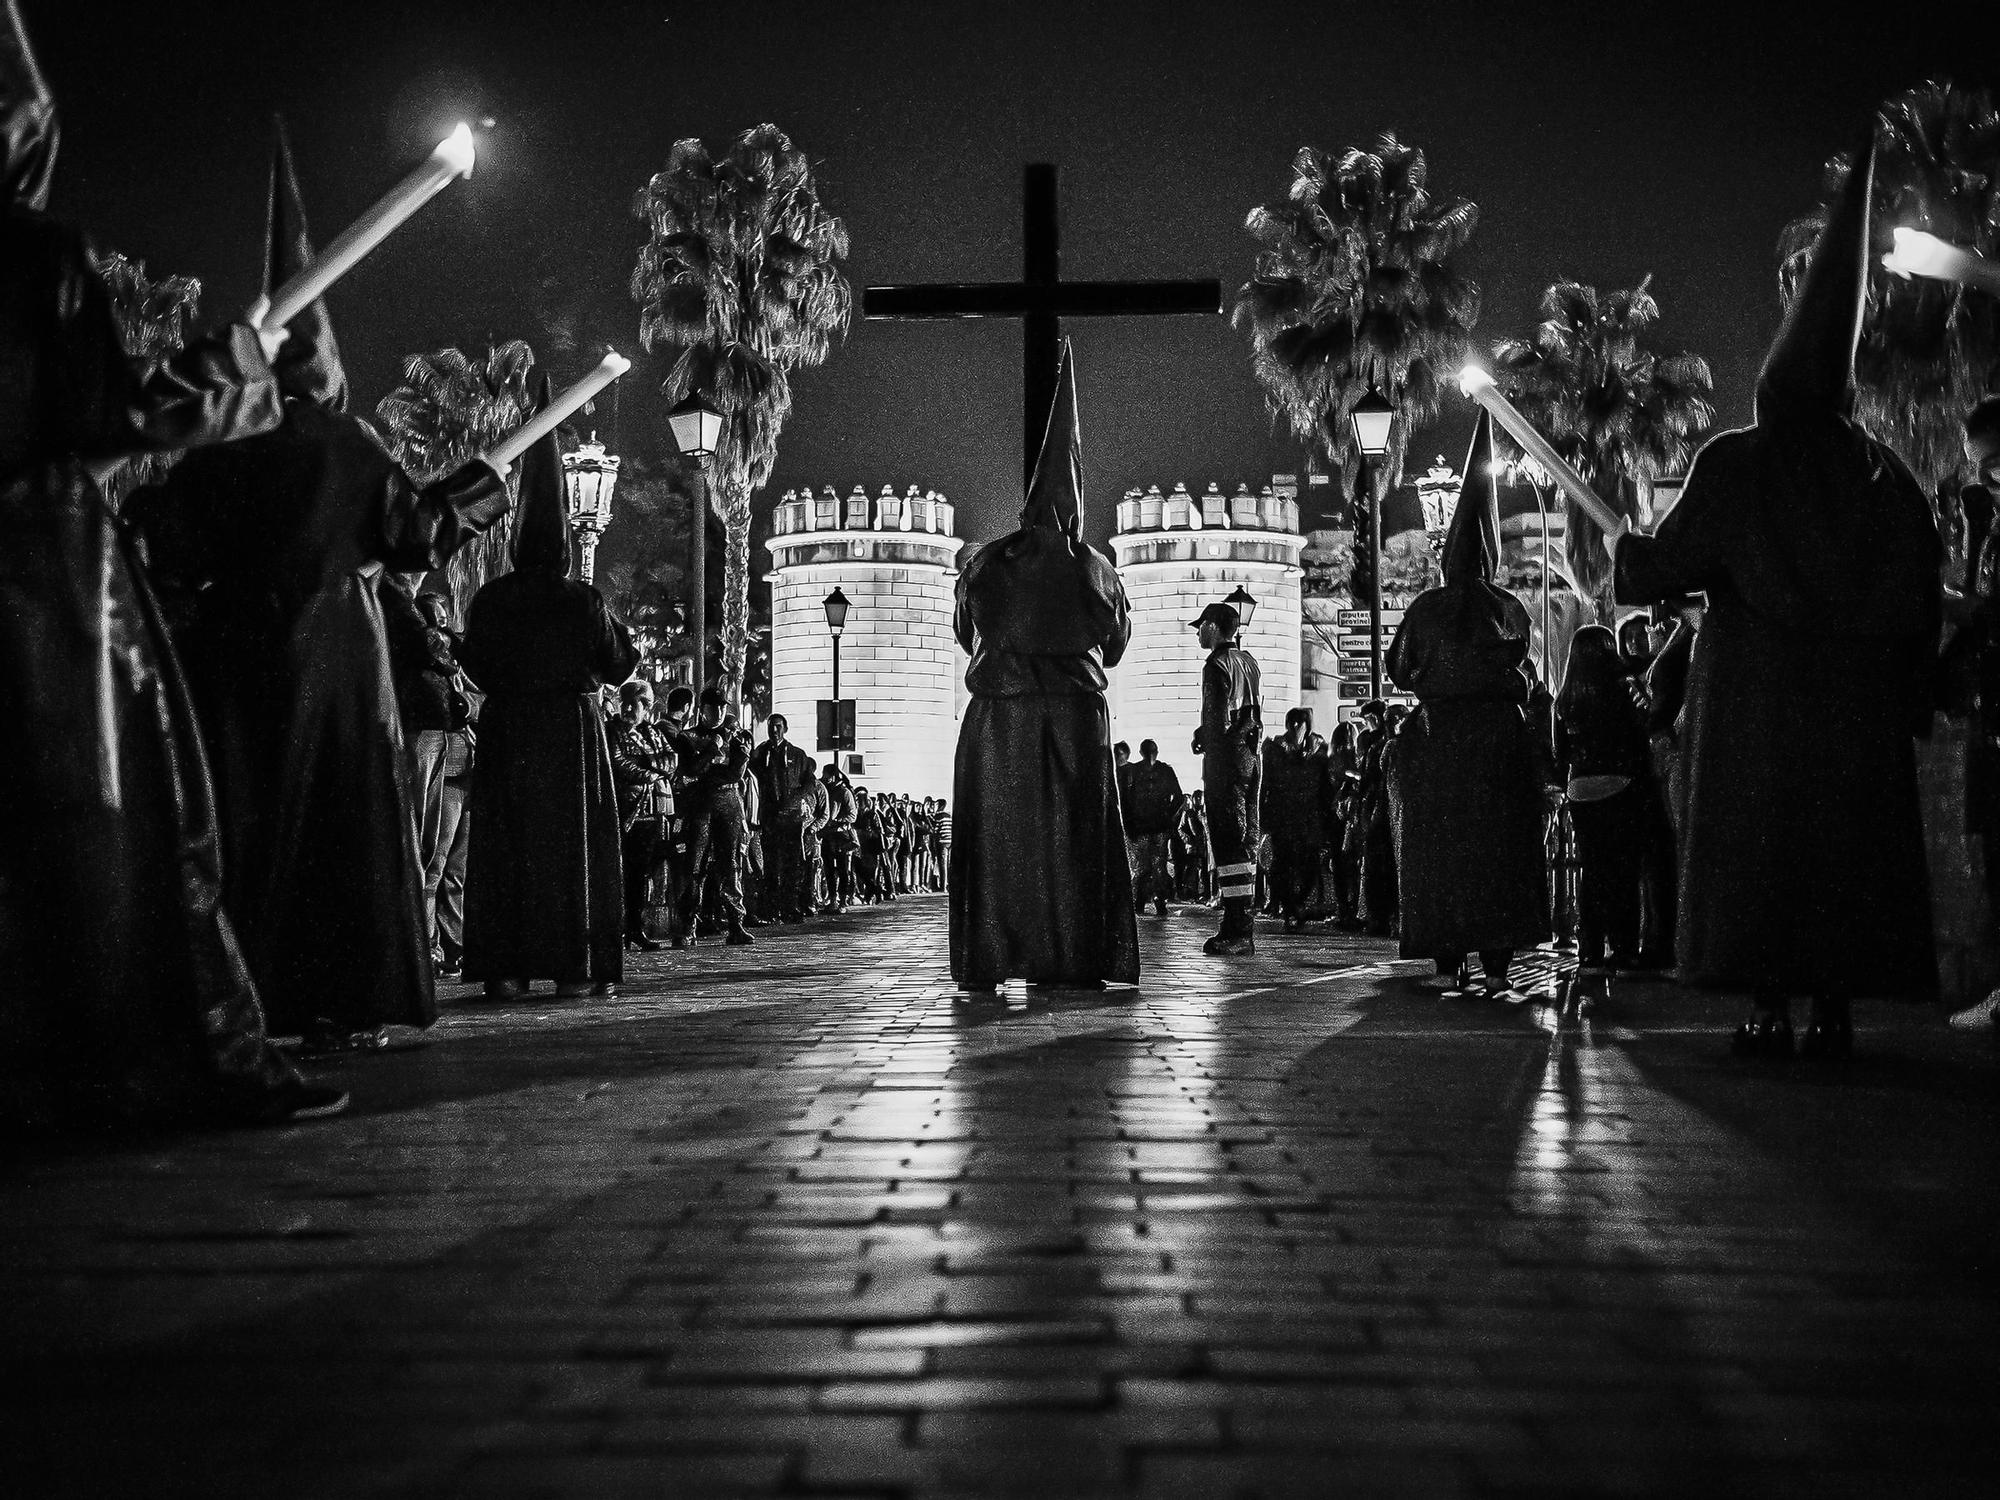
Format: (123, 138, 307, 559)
(1110, 562, 1301, 790)
(768, 562, 960, 802)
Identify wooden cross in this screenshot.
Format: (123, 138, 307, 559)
(862, 163, 1223, 486)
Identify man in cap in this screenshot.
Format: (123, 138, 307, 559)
(950, 341, 1138, 990)
(1607, 128, 1940, 1059)
(1191, 599, 1262, 954)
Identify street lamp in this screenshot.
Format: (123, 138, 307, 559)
(1349, 385, 1396, 700)
(667, 392, 724, 697)
(560, 433, 621, 583)
(822, 586, 853, 752)
(1223, 584, 1257, 631)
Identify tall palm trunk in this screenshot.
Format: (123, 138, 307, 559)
(717, 478, 754, 698)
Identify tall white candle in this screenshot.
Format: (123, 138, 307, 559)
(254, 123, 476, 330)
(1458, 367, 1625, 536)
(486, 352, 634, 466)
(1881, 228, 2000, 298)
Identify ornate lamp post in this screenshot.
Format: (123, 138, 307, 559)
(560, 433, 621, 583)
(1348, 386, 1396, 700)
(822, 586, 852, 751)
(1222, 584, 1257, 631)
(667, 392, 725, 697)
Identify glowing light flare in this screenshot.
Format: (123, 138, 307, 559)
(253, 124, 477, 330)
(1881, 228, 2000, 296)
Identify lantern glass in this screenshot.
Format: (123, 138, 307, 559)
(561, 438, 621, 529)
(668, 393, 724, 458)
(1349, 387, 1396, 459)
(1224, 584, 1257, 629)
(823, 586, 850, 635)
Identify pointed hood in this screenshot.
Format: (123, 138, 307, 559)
(1, 0, 57, 210)
(264, 116, 348, 411)
(1442, 409, 1501, 585)
(1020, 339, 1083, 539)
(510, 376, 573, 576)
(1760, 129, 1876, 419)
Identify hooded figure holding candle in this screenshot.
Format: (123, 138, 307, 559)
(949, 341, 1139, 991)
(0, 4, 342, 1127)
(1385, 410, 1552, 997)
(1608, 129, 1940, 1058)
(458, 378, 636, 999)
(126, 120, 510, 1054)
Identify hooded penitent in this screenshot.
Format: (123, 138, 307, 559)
(1686, 130, 1936, 640)
(510, 376, 572, 576)
(1442, 408, 1502, 587)
(947, 336, 1137, 988)
(263, 116, 347, 412)
(1, 0, 56, 210)
(2, 0, 305, 1125)
(1608, 119, 1940, 1000)
(959, 339, 1122, 664)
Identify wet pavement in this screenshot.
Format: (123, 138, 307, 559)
(3, 896, 1996, 1498)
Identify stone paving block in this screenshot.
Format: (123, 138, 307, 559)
(4, 900, 1998, 1497)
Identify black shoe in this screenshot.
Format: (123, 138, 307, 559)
(1203, 934, 1255, 956)
(1154, 900, 1168, 917)
(726, 927, 755, 946)
(626, 934, 663, 952)
(672, 936, 695, 950)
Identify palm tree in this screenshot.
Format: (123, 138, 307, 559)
(1234, 132, 1481, 580)
(631, 124, 851, 696)
(1780, 81, 2000, 504)
(373, 341, 537, 620)
(1490, 277, 1715, 600)
(91, 249, 202, 506)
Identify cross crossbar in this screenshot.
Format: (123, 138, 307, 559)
(861, 163, 1223, 484)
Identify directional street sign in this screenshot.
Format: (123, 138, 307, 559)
(1336, 608, 1404, 631)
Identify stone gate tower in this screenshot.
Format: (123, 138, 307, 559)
(766, 484, 962, 801)
(1108, 480, 1304, 788)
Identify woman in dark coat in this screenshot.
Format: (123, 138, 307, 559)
(1609, 136, 1939, 1058)
(1555, 625, 1656, 971)
(459, 387, 637, 998)
(1387, 413, 1551, 995)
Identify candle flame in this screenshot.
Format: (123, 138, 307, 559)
(602, 350, 633, 377)
(1457, 364, 1495, 396)
(436, 122, 476, 180)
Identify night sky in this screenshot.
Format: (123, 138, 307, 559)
(33, 0, 1989, 552)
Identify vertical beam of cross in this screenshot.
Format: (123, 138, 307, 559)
(862, 165, 1224, 491)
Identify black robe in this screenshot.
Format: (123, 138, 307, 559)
(458, 570, 635, 985)
(948, 525, 1138, 988)
(0, 207, 300, 1126)
(1386, 579, 1551, 960)
(127, 402, 508, 1034)
(1614, 410, 1940, 997)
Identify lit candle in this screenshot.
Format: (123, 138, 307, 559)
(486, 351, 634, 466)
(253, 124, 476, 330)
(1458, 366, 1625, 535)
(1881, 228, 2000, 297)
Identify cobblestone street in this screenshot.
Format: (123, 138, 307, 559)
(4, 895, 1997, 1498)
